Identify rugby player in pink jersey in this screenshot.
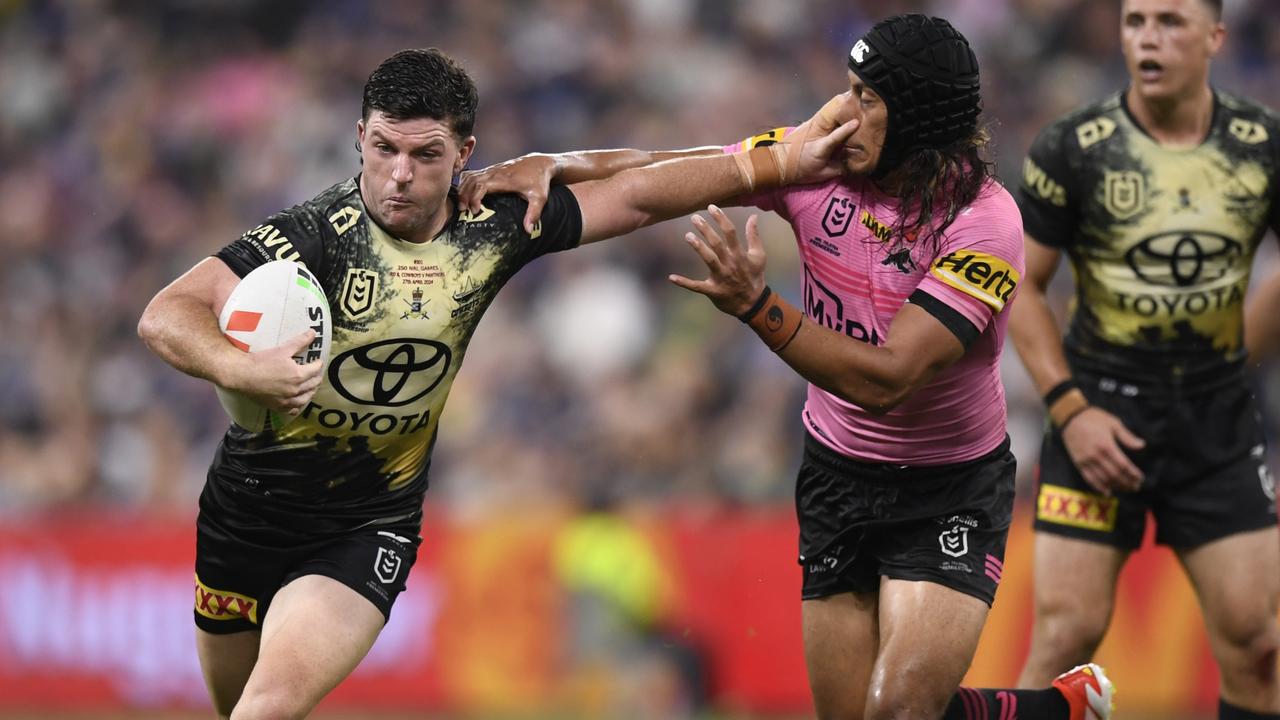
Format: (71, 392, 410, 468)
(463, 14, 1114, 720)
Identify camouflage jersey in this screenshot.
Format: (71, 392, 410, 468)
(1018, 90, 1280, 382)
(210, 178, 581, 534)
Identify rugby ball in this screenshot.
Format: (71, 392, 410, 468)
(216, 260, 332, 432)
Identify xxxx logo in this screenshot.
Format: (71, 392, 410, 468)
(1036, 484, 1118, 531)
(195, 575, 259, 624)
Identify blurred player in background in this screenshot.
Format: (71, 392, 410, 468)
(137, 47, 861, 720)
(1010, 0, 1280, 717)
(464, 14, 1113, 720)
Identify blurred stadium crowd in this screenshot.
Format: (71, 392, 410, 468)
(1, 0, 1278, 516)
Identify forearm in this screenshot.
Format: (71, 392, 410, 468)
(774, 322, 911, 414)
(1008, 285, 1089, 425)
(137, 294, 243, 387)
(1245, 271, 1280, 366)
(1008, 285, 1072, 392)
(574, 152, 755, 242)
(552, 147, 722, 185)
(733, 290, 938, 414)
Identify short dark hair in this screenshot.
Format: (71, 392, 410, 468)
(1201, 0, 1223, 20)
(362, 48, 478, 138)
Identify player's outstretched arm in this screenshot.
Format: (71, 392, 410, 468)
(137, 257, 322, 415)
(568, 106, 858, 244)
(669, 206, 963, 414)
(458, 147, 723, 233)
(1008, 236, 1144, 494)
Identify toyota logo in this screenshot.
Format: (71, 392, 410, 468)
(1125, 231, 1242, 288)
(328, 339, 452, 407)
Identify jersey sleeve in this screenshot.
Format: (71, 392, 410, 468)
(215, 206, 328, 279)
(1016, 120, 1077, 249)
(519, 184, 583, 263)
(1270, 116, 1280, 237)
(910, 193, 1026, 347)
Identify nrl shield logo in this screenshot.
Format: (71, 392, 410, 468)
(340, 268, 378, 320)
(375, 547, 402, 584)
(939, 525, 970, 558)
(1104, 171, 1145, 220)
(822, 196, 854, 237)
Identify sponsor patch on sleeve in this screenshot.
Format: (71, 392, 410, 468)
(740, 127, 790, 149)
(1036, 483, 1119, 532)
(930, 249, 1021, 312)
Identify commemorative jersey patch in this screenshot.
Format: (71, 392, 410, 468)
(1036, 483, 1119, 532)
(931, 250, 1020, 312)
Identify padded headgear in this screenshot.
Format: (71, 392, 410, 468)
(848, 14, 981, 171)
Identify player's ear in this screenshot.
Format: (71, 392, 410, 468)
(1207, 21, 1226, 57)
(455, 136, 477, 175)
(356, 119, 367, 150)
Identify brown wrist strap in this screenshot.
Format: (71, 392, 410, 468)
(1048, 389, 1089, 428)
(745, 291, 804, 353)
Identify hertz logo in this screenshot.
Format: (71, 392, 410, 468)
(1022, 158, 1066, 207)
(931, 250, 1020, 312)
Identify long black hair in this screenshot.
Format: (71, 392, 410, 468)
(883, 124, 997, 256)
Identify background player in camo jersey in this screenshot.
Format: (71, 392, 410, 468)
(137, 47, 866, 720)
(464, 14, 1114, 720)
(1009, 1, 1280, 717)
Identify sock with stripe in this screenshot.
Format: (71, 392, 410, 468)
(1220, 698, 1280, 719)
(942, 686, 1070, 719)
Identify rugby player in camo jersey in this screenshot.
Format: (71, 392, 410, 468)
(138, 47, 863, 720)
(1009, 1, 1280, 717)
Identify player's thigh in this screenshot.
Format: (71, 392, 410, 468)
(803, 591, 880, 720)
(1029, 532, 1127, 628)
(1179, 527, 1280, 653)
(869, 578, 989, 716)
(196, 628, 260, 718)
(237, 574, 386, 718)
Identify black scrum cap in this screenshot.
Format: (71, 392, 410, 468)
(848, 14, 981, 171)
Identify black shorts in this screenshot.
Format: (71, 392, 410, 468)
(796, 432, 1016, 606)
(1034, 369, 1277, 549)
(193, 479, 422, 634)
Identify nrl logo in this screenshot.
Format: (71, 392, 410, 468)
(340, 268, 378, 320)
(375, 547, 402, 584)
(1103, 170, 1145, 220)
(939, 525, 970, 558)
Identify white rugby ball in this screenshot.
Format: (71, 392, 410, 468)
(216, 260, 332, 432)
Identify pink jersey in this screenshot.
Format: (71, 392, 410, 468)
(726, 135, 1025, 465)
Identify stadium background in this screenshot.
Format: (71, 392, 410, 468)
(0, 0, 1277, 717)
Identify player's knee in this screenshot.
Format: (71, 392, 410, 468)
(1212, 613, 1280, 684)
(1033, 600, 1110, 661)
(229, 687, 310, 720)
(863, 669, 951, 720)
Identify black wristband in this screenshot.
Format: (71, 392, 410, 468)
(1043, 379, 1078, 407)
(738, 285, 773, 322)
